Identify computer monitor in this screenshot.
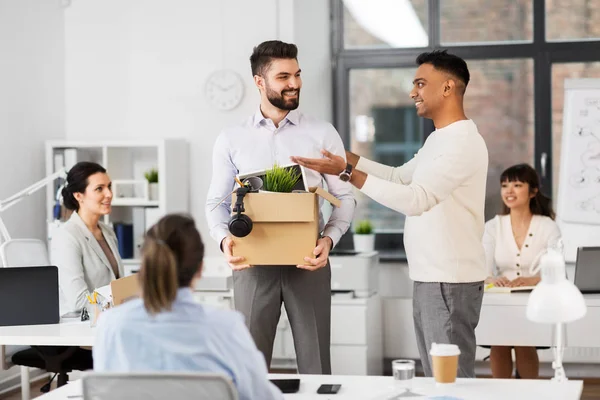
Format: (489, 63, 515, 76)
(0, 266, 60, 326)
(574, 247, 600, 294)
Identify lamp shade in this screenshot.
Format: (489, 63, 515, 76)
(526, 280, 587, 323)
(526, 245, 587, 323)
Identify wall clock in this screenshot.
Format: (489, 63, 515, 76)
(205, 69, 245, 111)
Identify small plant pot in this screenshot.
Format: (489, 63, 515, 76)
(148, 182, 159, 201)
(353, 234, 375, 252)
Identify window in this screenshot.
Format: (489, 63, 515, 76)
(546, 0, 600, 41)
(332, 0, 600, 236)
(465, 59, 534, 220)
(343, 0, 428, 49)
(440, 0, 533, 45)
(349, 68, 423, 229)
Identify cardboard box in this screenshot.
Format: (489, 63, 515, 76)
(231, 187, 341, 266)
(110, 274, 140, 306)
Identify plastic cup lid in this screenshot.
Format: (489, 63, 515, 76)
(429, 343, 461, 356)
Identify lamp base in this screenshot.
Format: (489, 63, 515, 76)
(551, 362, 567, 382)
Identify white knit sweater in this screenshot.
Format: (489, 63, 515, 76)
(358, 119, 489, 283)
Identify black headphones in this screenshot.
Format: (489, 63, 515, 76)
(228, 187, 253, 238)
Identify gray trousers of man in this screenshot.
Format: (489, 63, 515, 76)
(413, 281, 484, 378)
(233, 263, 331, 374)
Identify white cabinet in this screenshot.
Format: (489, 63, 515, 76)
(331, 295, 383, 375)
(45, 139, 189, 273)
(272, 294, 383, 375)
(192, 290, 234, 310)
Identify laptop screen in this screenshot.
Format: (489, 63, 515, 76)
(574, 247, 600, 294)
(0, 266, 60, 326)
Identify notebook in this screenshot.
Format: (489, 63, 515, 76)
(484, 285, 536, 293)
(110, 274, 140, 306)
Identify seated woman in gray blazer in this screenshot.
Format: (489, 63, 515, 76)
(51, 161, 124, 315)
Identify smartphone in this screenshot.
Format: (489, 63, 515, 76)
(270, 378, 300, 393)
(317, 384, 341, 394)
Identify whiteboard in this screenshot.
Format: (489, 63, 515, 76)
(556, 79, 600, 262)
(557, 79, 600, 225)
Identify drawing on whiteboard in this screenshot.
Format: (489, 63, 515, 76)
(585, 97, 600, 109)
(569, 140, 600, 190)
(580, 194, 600, 213)
(576, 125, 597, 138)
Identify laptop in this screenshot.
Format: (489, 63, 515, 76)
(0, 266, 60, 326)
(574, 247, 600, 294)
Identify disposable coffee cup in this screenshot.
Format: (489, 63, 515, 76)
(430, 343, 460, 384)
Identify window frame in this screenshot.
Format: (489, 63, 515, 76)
(332, 0, 600, 199)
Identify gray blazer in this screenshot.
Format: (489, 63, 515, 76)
(50, 212, 124, 314)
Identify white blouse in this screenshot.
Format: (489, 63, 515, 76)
(482, 214, 561, 280)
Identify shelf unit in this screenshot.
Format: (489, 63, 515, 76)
(45, 139, 189, 274)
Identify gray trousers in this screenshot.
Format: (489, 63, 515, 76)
(232, 264, 331, 374)
(413, 281, 484, 378)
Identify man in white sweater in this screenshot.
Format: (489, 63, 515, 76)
(292, 50, 488, 378)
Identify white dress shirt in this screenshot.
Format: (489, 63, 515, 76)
(356, 119, 488, 283)
(206, 108, 355, 249)
(94, 288, 282, 400)
(482, 214, 561, 280)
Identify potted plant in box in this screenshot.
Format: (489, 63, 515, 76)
(353, 219, 375, 252)
(144, 168, 159, 201)
(263, 164, 301, 193)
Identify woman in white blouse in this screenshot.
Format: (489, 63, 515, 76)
(482, 163, 561, 379)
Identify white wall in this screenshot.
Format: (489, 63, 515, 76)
(64, 0, 332, 256)
(0, 0, 65, 241)
(0, 0, 65, 388)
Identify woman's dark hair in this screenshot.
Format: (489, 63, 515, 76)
(250, 40, 298, 77)
(500, 163, 555, 219)
(140, 214, 204, 314)
(61, 162, 107, 211)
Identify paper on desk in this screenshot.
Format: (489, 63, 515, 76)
(94, 284, 112, 302)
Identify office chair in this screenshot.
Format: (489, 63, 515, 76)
(0, 238, 50, 267)
(1, 238, 93, 392)
(82, 372, 239, 400)
(0, 239, 51, 371)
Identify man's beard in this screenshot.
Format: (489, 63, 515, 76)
(266, 85, 300, 111)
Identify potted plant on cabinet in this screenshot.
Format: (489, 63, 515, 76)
(144, 168, 159, 201)
(353, 219, 375, 252)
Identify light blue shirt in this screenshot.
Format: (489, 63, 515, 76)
(206, 108, 356, 247)
(93, 288, 283, 400)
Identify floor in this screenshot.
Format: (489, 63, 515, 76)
(1, 378, 55, 400)
(2, 376, 600, 399)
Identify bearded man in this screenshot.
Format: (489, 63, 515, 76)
(205, 40, 355, 374)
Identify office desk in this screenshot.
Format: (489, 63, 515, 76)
(0, 318, 93, 400)
(0, 318, 94, 347)
(476, 292, 600, 347)
(34, 373, 583, 400)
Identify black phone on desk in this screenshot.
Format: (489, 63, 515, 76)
(317, 384, 341, 394)
(270, 378, 300, 393)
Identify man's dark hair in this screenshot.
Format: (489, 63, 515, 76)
(250, 40, 298, 77)
(416, 50, 470, 94)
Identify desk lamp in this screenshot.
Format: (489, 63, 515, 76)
(0, 168, 66, 244)
(526, 241, 587, 382)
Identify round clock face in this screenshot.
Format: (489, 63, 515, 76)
(205, 70, 245, 111)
